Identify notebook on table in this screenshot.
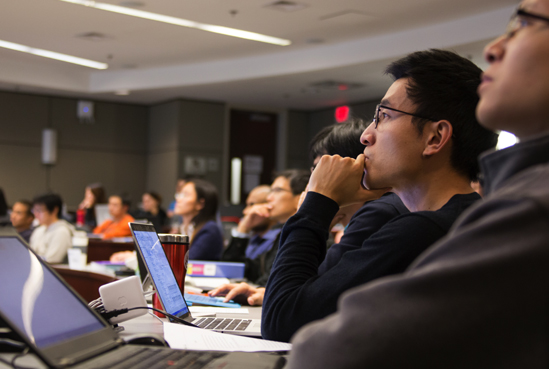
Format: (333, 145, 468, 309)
(0, 227, 284, 369)
(129, 223, 263, 337)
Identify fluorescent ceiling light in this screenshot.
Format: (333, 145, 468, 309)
(0, 39, 108, 69)
(60, 0, 291, 46)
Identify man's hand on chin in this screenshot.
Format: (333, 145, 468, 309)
(308, 154, 391, 207)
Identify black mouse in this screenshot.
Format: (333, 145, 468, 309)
(125, 334, 169, 347)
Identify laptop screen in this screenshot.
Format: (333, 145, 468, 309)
(0, 236, 105, 348)
(131, 225, 189, 319)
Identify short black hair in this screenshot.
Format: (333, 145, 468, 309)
(274, 169, 310, 196)
(309, 119, 369, 162)
(144, 191, 162, 204)
(110, 194, 131, 208)
(32, 193, 63, 215)
(14, 200, 34, 218)
(385, 49, 499, 181)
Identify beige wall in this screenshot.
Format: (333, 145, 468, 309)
(0, 89, 379, 215)
(0, 91, 148, 210)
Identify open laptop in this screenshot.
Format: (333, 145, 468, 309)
(129, 223, 263, 337)
(94, 204, 111, 227)
(0, 227, 285, 369)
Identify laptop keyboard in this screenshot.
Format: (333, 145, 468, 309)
(193, 317, 252, 331)
(75, 345, 225, 369)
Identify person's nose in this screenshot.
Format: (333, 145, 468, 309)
(484, 35, 506, 64)
(360, 124, 375, 147)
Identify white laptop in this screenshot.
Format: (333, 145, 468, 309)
(129, 222, 263, 337)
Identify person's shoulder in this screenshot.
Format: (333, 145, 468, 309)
(200, 220, 222, 235)
(499, 163, 549, 203)
(442, 192, 482, 210)
(31, 225, 46, 236)
(355, 193, 409, 218)
(123, 214, 135, 222)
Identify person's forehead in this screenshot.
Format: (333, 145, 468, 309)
(381, 78, 414, 110)
(32, 204, 48, 212)
(182, 182, 196, 193)
(109, 196, 122, 204)
(13, 202, 28, 211)
(272, 176, 290, 189)
(247, 191, 266, 204)
(522, 0, 549, 12)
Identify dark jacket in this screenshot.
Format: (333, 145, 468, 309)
(188, 220, 224, 261)
(262, 191, 480, 342)
(287, 133, 549, 368)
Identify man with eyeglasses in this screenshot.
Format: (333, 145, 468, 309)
(261, 49, 498, 343)
(209, 169, 310, 305)
(285, 1, 549, 367)
(221, 185, 278, 281)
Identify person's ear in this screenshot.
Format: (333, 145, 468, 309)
(423, 120, 453, 157)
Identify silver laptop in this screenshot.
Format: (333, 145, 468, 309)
(0, 227, 284, 369)
(129, 223, 263, 337)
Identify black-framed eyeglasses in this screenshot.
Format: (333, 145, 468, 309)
(506, 8, 549, 37)
(373, 104, 435, 129)
(269, 187, 292, 195)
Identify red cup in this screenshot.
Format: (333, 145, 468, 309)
(152, 234, 190, 317)
(76, 209, 85, 227)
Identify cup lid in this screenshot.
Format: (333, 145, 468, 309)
(158, 233, 189, 244)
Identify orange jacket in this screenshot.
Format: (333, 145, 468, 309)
(93, 214, 135, 239)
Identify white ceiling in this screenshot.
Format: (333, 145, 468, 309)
(0, 0, 517, 110)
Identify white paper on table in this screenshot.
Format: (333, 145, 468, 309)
(163, 322, 291, 352)
(189, 306, 249, 314)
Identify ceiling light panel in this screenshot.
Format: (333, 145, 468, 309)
(0, 39, 108, 69)
(60, 0, 291, 46)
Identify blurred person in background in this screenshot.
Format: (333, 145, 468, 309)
(93, 194, 134, 239)
(132, 191, 167, 232)
(30, 193, 74, 263)
(221, 185, 276, 281)
(10, 200, 34, 242)
(209, 169, 310, 305)
(175, 179, 223, 261)
(77, 183, 107, 229)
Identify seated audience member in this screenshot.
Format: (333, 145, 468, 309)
(77, 183, 107, 229)
(93, 194, 135, 239)
(211, 120, 379, 305)
(221, 185, 276, 280)
(262, 49, 499, 342)
(10, 200, 34, 242)
(308, 118, 396, 247)
(175, 179, 224, 261)
(132, 191, 167, 232)
(209, 170, 310, 305)
(287, 4, 549, 367)
(30, 193, 74, 263)
(167, 177, 190, 218)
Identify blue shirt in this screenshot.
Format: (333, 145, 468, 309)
(245, 228, 281, 260)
